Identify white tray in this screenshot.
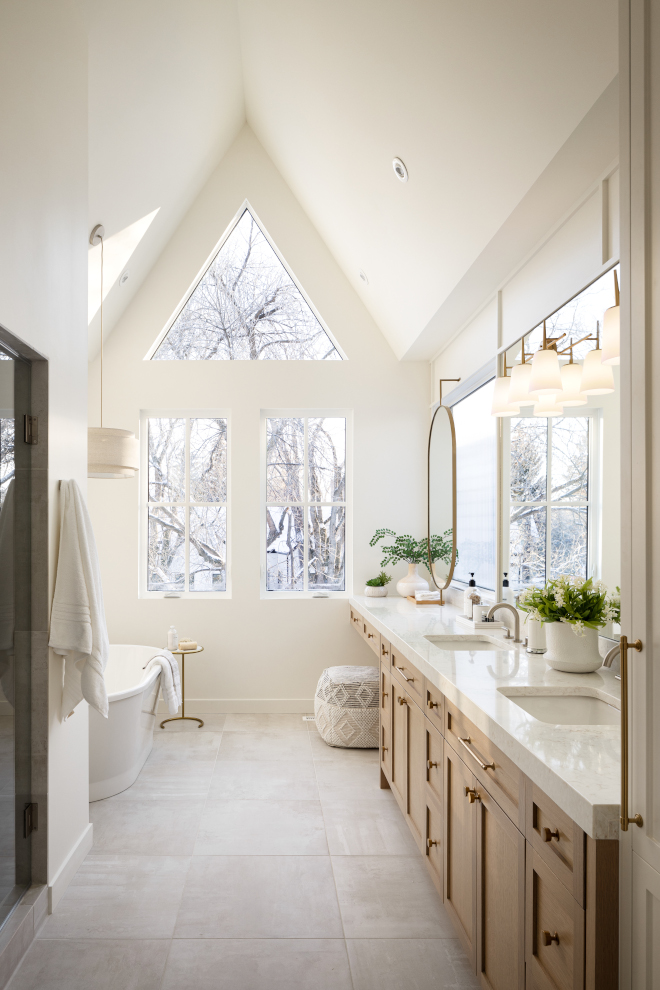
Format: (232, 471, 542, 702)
(455, 615, 505, 631)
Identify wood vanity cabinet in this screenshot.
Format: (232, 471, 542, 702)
(443, 738, 478, 966)
(390, 664, 426, 853)
(379, 662, 392, 782)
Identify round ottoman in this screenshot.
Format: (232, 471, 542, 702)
(314, 665, 379, 748)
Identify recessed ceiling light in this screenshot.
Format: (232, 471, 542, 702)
(119, 271, 129, 285)
(359, 270, 369, 284)
(392, 157, 408, 183)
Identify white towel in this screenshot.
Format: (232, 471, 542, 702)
(49, 480, 109, 721)
(144, 651, 182, 716)
(415, 590, 441, 601)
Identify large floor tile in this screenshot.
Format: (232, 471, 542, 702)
(173, 856, 343, 938)
(194, 799, 328, 855)
(159, 714, 227, 733)
(331, 855, 455, 939)
(9, 939, 168, 990)
(309, 731, 379, 764)
(208, 760, 319, 801)
(147, 731, 223, 764)
(322, 799, 420, 855)
(346, 939, 480, 990)
(39, 855, 190, 940)
(108, 762, 215, 801)
(223, 713, 311, 733)
(162, 938, 353, 990)
(315, 762, 392, 803)
(89, 798, 205, 855)
(217, 730, 313, 763)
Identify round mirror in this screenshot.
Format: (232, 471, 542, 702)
(428, 404, 457, 592)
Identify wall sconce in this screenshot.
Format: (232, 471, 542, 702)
(601, 270, 620, 366)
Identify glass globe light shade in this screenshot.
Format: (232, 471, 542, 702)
(581, 349, 615, 394)
(508, 362, 535, 406)
(528, 348, 563, 396)
(532, 394, 564, 417)
(490, 376, 520, 417)
(558, 362, 587, 407)
(601, 304, 620, 366)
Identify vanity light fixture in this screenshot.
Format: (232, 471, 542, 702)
(580, 321, 615, 395)
(556, 342, 587, 407)
(490, 369, 520, 417)
(88, 224, 140, 479)
(507, 339, 535, 406)
(528, 322, 564, 396)
(532, 394, 564, 417)
(601, 270, 620, 366)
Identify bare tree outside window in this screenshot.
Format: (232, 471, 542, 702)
(147, 417, 228, 592)
(0, 419, 14, 508)
(152, 209, 341, 362)
(266, 416, 346, 592)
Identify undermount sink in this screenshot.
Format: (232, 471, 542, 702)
(498, 687, 620, 725)
(425, 634, 514, 652)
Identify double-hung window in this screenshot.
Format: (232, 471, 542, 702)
(140, 411, 229, 597)
(262, 412, 349, 595)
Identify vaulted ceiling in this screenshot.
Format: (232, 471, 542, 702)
(89, 0, 618, 360)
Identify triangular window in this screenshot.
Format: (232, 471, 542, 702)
(151, 207, 342, 361)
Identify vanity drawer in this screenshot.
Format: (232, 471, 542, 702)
(391, 650, 425, 707)
(526, 844, 585, 990)
(380, 663, 392, 780)
(526, 782, 585, 907)
(379, 636, 392, 669)
(425, 717, 443, 810)
(349, 606, 364, 637)
(363, 619, 380, 658)
(445, 700, 524, 832)
(425, 682, 444, 733)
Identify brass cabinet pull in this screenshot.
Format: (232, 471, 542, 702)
(427, 760, 438, 770)
(458, 736, 495, 771)
(395, 666, 414, 682)
(427, 838, 438, 848)
(381, 692, 389, 701)
(543, 827, 560, 842)
(352, 616, 359, 623)
(367, 633, 375, 640)
(427, 698, 439, 710)
(397, 696, 408, 706)
(465, 786, 480, 804)
(381, 644, 389, 656)
(541, 930, 560, 947)
(381, 746, 389, 753)
(620, 636, 644, 830)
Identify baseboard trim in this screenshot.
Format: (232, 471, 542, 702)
(48, 822, 93, 914)
(156, 698, 315, 714)
(0, 886, 47, 990)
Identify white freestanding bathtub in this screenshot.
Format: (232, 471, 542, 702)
(89, 644, 164, 802)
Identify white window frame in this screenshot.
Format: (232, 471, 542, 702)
(260, 408, 352, 599)
(502, 408, 602, 587)
(139, 408, 231, 599)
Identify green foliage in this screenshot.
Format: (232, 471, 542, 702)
(369, 529, 455, 568)
(365, 570, 391, 587)
(517, 576, 619, 634)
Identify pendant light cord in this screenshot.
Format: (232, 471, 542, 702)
(100, 235, 104, 429)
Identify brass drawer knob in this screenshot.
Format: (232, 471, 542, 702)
(381, 644, 388, 655)
(541, 930, 560, 947)
(367, 633, 375, 639)
(395, 666, 413, 682)
(427, 699, 439, 710)
(397, 697, 408, 706)
(543, 827, 560, 842)
(427, 838, 438, 849)
(427, 760, 438, 770)
(465, 786, 480, 804)
(381, 746, 389, 753)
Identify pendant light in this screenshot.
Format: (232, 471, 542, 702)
(601, 269, 620, 366)
(528, 322, 564, 396)
(557, 342, 587, 407)
(88, 224, 140, 479)
(580, 321, 615, 395)
(490, 372, 520, 417)
(533, 394, 564, 417)
(508, 338, 535, 406)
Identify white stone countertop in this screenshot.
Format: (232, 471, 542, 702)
(350, 595, 620, 840)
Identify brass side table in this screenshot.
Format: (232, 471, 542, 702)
(160, 646, 204, 728)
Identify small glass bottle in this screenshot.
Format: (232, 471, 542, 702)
(463, 574, 477, 618)
(167, 625, 178, 650)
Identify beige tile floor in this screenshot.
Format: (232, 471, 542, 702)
(8, 714, 480, 989)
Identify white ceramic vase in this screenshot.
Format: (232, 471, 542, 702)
(364, 585, 388, 598)
(544, 621, 603, 673)
(396, 563, 430, 599)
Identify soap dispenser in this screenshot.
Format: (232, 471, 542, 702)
(502, 573, 515, 605)
(167, 625, 178, 650)
(463, 574, 477, 618)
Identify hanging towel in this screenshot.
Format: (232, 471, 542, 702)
(143, 650, 182, 716)
(49, 480, 109, 720)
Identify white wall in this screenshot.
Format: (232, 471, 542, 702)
(0, 1, 89, 891)
(88, 125, 429, 711)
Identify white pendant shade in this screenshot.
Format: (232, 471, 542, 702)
(508, 362, 535, 406)
(529, 348, 562, 396)
(88, 427, 139, 479)
(533, 394, 563, 417)
(580, 349, 615, 394)
(601, 304, 620, 366)
(558, 362, 587, 407)
(490, 376, 520, 417)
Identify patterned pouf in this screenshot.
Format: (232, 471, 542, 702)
(314, 665, 379, 748)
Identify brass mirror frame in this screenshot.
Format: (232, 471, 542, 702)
(427, 401, 457, 602)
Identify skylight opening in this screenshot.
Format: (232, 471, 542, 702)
(150, 207, 342, 361)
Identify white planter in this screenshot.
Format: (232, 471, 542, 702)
(544, 622, 603, 673)
(396, 563, 430, 599)
(364, 585, 388, 598)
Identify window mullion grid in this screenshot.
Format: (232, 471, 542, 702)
(303, 417, 309, 592)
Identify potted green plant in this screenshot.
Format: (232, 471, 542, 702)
(517, 576, 619, 672)
(364, 570, 391, 598)
(370, 529, 454, 598)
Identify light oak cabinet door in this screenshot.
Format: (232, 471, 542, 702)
(444, 739, 478, 967)
(379, 662, 392, 782)
(526, 844, 585, 990)
(391, 648, 425, 707)
(477, 787, 525, 990)
(406, 696, 426, 854)
(390, 675, 408, 815)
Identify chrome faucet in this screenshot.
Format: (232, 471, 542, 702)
(486, 602, 523, 644)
